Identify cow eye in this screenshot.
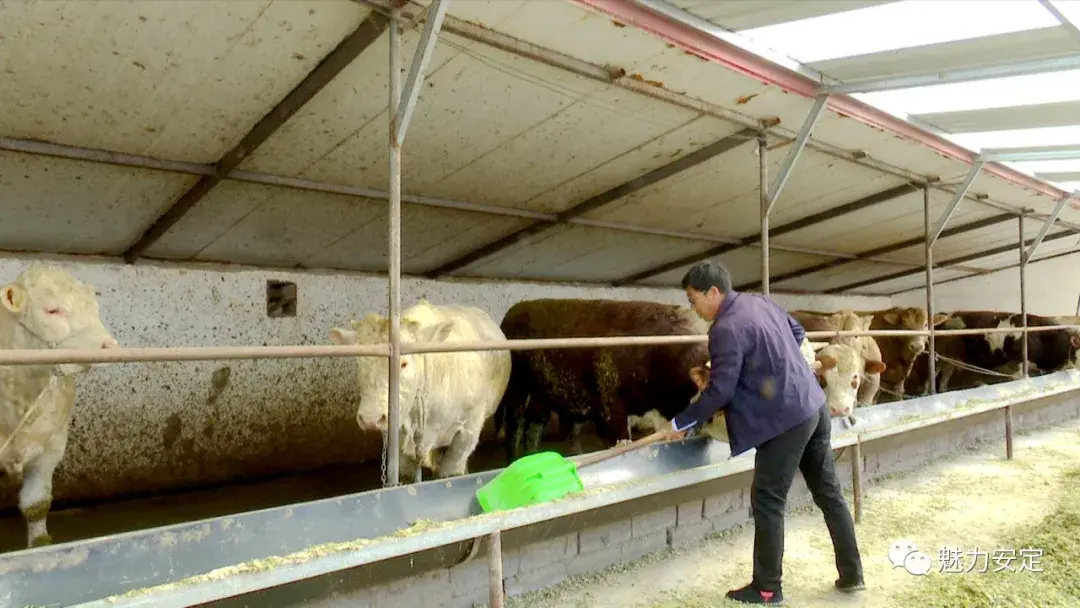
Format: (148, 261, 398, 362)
(45, 307, 63, 316)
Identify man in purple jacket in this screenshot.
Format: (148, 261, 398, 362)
(663, 260, 864, 605)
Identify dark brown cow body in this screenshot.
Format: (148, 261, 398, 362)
(494, 298, 709, 462)
(905, 311, 1080, 394)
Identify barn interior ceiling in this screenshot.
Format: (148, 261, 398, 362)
(1, 0, 1079, 296)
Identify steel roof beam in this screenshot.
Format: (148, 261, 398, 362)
(892, 247, 1080, 295)
(824, 229, 1076, 294)
(421, 127, 758, 278)
(1039, 0, 1080, 42)
(0, 135, 988, 272)
(612, 181, 919, 286)
(821, 53, 1080, 96)
(120, 13, 390, 263)
(764, 95, 828, 218)
(929, 161, 984, 247)
(1024, 195, 1071, 263)
(736, 212, 1015, 291)
(394, 0, 449, 147)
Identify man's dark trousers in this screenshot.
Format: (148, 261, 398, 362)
(750, 404, 863, 591)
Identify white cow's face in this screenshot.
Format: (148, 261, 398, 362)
(329, 314, 456, 432)
(814, 344, 885, 417)
(0, 265, 119, 374)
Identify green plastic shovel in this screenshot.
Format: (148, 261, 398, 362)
(475, 432, 672, 513)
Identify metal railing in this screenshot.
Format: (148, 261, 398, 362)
(4, 322, 1077, 365)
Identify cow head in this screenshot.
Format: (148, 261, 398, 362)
(329, 313, 457, 433)
(874, 308, 949, 360)
(1068, 330, 1080, 368)
(0, 264, 119, 375)
(814, 343, 887, 417)
(688, 364, 709, 394)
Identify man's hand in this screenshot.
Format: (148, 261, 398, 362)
(647, 428, 688, 443)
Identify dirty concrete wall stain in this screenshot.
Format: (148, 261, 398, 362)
(0, 257, 889, 511)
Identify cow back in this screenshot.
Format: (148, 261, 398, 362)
(500, 299, 709, 420)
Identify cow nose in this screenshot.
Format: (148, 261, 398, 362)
(102, 338, 118, 349)
(377, 414, 388, 428)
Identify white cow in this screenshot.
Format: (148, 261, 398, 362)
(329, 299, 511, 482)
(0, 264, 119, 547)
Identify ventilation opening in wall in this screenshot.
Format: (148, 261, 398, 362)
(267, 281, 297, 318)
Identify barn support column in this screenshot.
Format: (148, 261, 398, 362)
(386, 0, 451, 487)
(488, 530, 505, 607)
(923, 184, 936, 395)
(851, 439, 863, 524)
(758, 134, 770, 295)
(1019, 213, 1029, 380)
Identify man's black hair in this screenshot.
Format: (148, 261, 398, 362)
(681, 260, 732, 295)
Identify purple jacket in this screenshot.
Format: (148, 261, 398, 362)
(672, 291, 825, 456)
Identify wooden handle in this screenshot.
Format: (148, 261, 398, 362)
(572, 432, 671, 469)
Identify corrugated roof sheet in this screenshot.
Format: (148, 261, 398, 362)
(0, 0, 1078, 296)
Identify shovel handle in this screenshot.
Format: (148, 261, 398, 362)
(572, 431, 672, 469)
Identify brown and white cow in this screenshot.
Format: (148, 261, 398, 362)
(799, 307, 949, 402)
(330, 299, 511, 481)
(0, 264, 119, 548)
(494, 298, 710, 462)
(790, 309, 887, 417)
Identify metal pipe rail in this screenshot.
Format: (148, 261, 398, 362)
(1, 323, 1078, 365)
(7, 370, 1068, 608)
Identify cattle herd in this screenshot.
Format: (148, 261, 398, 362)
(1, 264, 1079, 552)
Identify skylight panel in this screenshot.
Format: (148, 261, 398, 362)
(737, 0, 1058, 64)
(853, 69, 1080, 115)
(947, 126, 1080, 153)
(1002, 159, 1080, 175)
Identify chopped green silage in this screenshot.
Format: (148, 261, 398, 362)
(891, 467, 1080, 608)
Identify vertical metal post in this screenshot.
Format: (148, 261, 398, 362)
(385, 5, 403, 487)
(488, 531, 505, 608)
(1019, 213, 1029, 379)
(1008, 213, 1026, 461)
(758, 134, 769, 297)
(923, 184, 936, 394)
(851, 439, 863, 524)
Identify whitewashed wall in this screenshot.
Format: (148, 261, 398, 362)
(0, 254, 889, 508)
(892, 252, 1080, 317)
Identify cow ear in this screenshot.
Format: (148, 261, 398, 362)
(932, 313, 949, 327)
(0, 285, 26, 314)
(883, 311, 899, 325)
(1071, 333, 1080, 349)
(865, 359, 887, 375)
(329, 327, 357, 345)
(816, 354, 837, 374)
